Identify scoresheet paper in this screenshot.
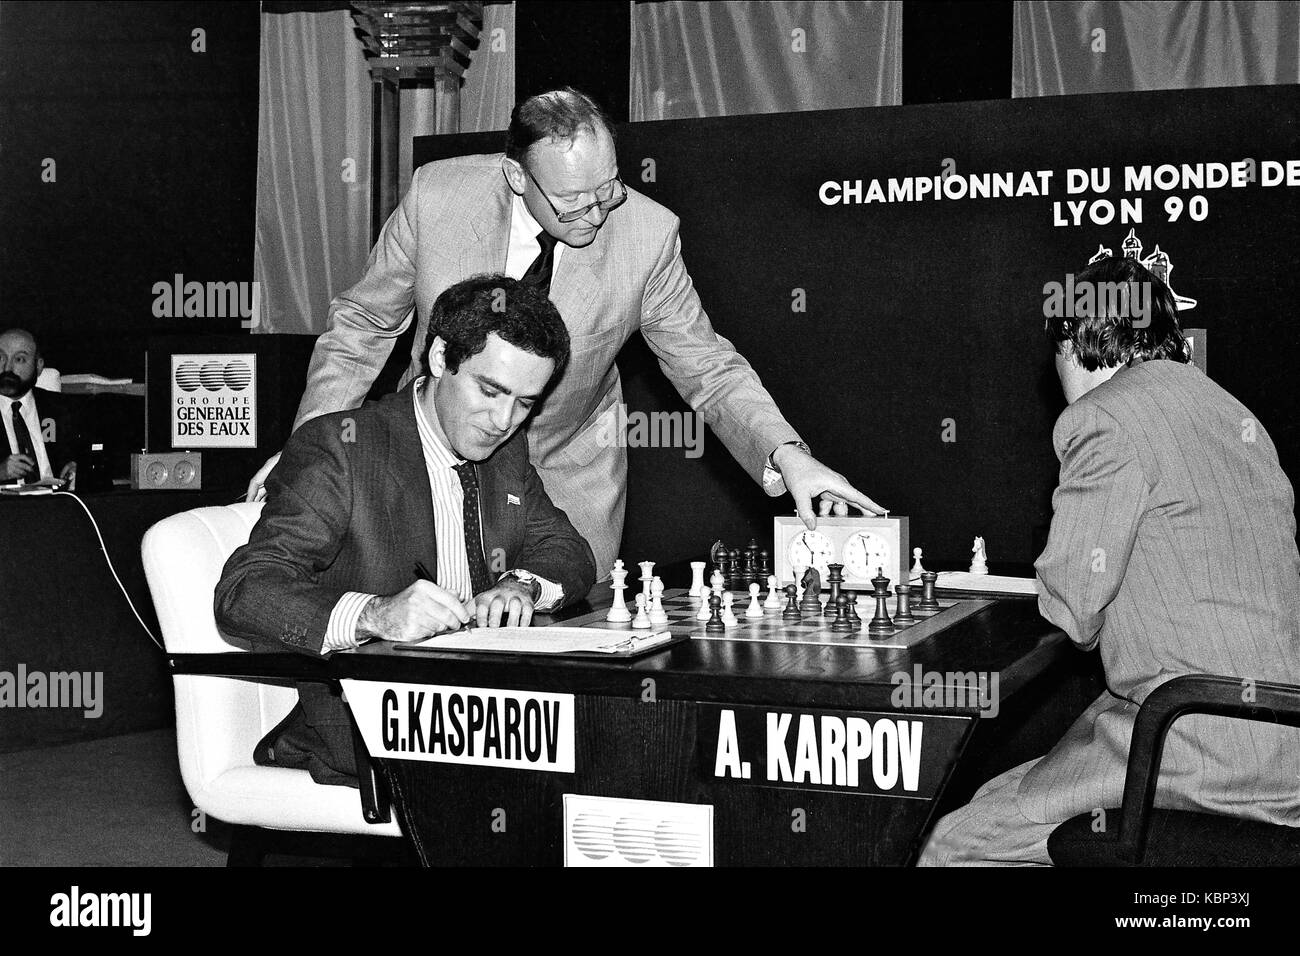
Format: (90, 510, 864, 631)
(406, 626, 674, 655)
(926, 571, 1039, 596)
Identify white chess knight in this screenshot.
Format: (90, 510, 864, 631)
(746, 582, 765, 618)
(970, 536, 988, 575)
(606, 558, 631, 622)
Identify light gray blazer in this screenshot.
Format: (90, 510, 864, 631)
(294, 154, 801, 573)
(1031, 359, 1300, 825)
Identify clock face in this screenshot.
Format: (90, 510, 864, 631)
(146, 462, 168, 486)
(788, 530, 834, 578)
(844, 531, 892, 581)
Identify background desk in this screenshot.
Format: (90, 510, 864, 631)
(1, 488, 234, 752)
(343, 591, 1100, 866)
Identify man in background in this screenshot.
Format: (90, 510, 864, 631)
(0, 328, 80, 485)
(921, 257, 1300, 865)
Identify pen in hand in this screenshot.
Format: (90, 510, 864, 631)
(414, 561, 474, 634)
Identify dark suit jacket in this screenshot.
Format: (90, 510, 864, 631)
(214, 383, 596, 785)
(1, 387, 82, 477)
(1029, 360, 1300, 826)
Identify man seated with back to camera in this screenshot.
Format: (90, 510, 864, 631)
(920, 256, 1300, 865)
(0, 327, 82, 486)
(214, 275, 596, 787)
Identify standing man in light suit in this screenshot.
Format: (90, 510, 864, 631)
(249, 88, 882, 575)
(920, 257, 1300, 865)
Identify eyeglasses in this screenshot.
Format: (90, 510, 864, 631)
(524, 165, 626, 223)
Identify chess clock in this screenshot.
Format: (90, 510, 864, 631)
(773, 515, 909, 591)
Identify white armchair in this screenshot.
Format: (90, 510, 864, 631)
(142, 503, 405, 864)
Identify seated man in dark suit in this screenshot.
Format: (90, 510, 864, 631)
(215, 275, 597, 787)
(0, 328, 81, 485)
(920, 256, 1300, 865)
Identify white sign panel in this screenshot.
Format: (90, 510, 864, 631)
(171, 353, 256, 448)
(341, 680, 575, 773)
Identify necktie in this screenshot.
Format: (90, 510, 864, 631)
(521, 229, 558, 297)
(11, 401, 36, 461)
(453, 461, 494, 595)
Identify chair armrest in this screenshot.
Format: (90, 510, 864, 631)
(1116, 674, 1300, 862)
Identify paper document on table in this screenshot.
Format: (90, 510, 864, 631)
(919, 571, 1039, 596)
(401, 626, 677, 656)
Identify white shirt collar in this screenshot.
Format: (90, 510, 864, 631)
(412, 378, 463, 469)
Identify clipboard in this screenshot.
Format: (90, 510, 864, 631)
(391, 625, 687, 659)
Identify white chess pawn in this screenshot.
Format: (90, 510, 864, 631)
(606, 559, 631, 622)
(695, 591, 713, 622)
(911, 547, 926, 577)
(631, 593, 652, 628)
(689, 561, 707, 598)
(746, 582, 764, 618)
(721, 593, 738, 627)
(649, 577, 669, 625)
(763, 574, 782, 609)
(793, 564, 807, 602)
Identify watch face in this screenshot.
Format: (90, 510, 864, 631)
(844, 531, 892, 581)
(788, 530, 834, 578)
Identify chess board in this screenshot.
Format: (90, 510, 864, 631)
(559, 588, 994, 649)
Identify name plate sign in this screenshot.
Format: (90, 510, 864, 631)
(342, 680, 575, 772)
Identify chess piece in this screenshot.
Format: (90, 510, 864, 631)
(792, 564, 808, 603)
(721, 593, 738, 627)
(917, 571, 940, 611)
(764, 574, 782, 610)
(718, 549, 732, 590)
(867, 570, 894, 635)
(638, 560, 656, 605)
(782, 584, 801, 620)
(632, 593, 652, 629)
(845, 592, 862, 627)
(970, 536, 988, 575)
(830, 593, 853, 632)
(911, 547, 926, 577)
(759, 548, 771, 582)
(729, 548, 742, 590)
(705, 592, 725, 632)
(799, 566, 822, 615)
(746, 540, 760, 586)
(689, 561, 706, 597)
(606, 559, 631, 622)
(649, 577, 669, 625)
(894, 584, 916, 624)
(696, 591, 713, 622)
(826, 563, 844, 617)
(746, 582, 765, 618)
(710, 569, 725, 594)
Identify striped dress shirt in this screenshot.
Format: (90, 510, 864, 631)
(324, 381, 561, 650)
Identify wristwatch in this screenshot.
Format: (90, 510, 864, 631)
(498, 569, 542, 602)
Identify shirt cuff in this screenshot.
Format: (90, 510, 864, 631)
(533, 574, 563, 612)
(323, 591, 376, 652)
(761, 441, 810, 497)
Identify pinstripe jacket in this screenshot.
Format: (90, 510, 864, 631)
(1029, 359, 1300, 825)
(292, 154, 802, 574)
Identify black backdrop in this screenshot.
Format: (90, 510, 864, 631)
(435, 85, 1300, 567)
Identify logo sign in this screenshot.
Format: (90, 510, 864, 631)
(171, 353, 256, 448)
(697, 704, 970, 798)
(342, 680, 575, 772)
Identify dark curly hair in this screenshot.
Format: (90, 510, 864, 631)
(1045, 256, 1191, 371)
(422, 275, 570, 377)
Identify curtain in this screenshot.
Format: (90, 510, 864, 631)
(254, 10, 371, 334)
(255, 6, 514, 335)
(631, 1, 902, 121)
(1013, 1, 1300, 97)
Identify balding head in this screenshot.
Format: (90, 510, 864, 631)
(0, 328, 43, 399)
